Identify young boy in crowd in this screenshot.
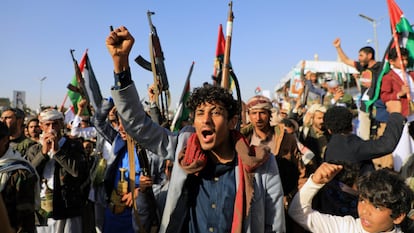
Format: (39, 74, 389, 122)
(289, 162, 413, 233)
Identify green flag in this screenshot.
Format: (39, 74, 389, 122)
(365, 0, 414, 111)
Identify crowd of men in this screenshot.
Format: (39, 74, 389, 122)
(1, 26, 414, 233)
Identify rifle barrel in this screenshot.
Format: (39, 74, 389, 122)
(221, 1, 234, 90)
(147, 10, 155, 32)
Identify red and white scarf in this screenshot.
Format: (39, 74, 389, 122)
(178, 130, 270, 233)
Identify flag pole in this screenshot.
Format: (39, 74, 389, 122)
(59, 93, 68, 112)
(221, 1, 234, 90)
(387, 0, 410, 100)
(170, 61, 195, 132)
(213, 24, 224, 87)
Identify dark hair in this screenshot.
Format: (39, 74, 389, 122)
(187, 83, 240, 120)
(0, 121, 10, 139)
(281, 118, 298, 132)
(323, 106, 353, 134)
(328, 160, 360, 187)
(359, 46, 375, 61)
(358, 169, 414, 218)
(389, 47, 409, 60)
(2, 107, 25, 119)
(281, 118, 294, 127)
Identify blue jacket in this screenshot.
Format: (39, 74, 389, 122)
(92, 98, 164, 232)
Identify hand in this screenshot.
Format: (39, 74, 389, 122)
(148, 84, 158, 102)
(106, 26, 135, 72)
(333, 38, 341, 48)
(139, 175, 153, 192)
(334, 88, 344, 101)
(106, 26, 135, 58)
(41, 130, 58, 155)
(164, 160, 173, 180)
(311, 162, 343, 185)
(109, 106, 117, 118)
(121, 188, 139, 207)
(301, 60, 306, 69)
(303, 112, 313, 126)
(398, 84, 409, 98)
(77, 98, 87, 113)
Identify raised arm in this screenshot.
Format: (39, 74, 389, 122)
(91, 98, 118, 143)
(106, 26, 177, 157)
(288, 163, 344, 232)
(333, 38, 355, 67)
(357, 100, 404, 158)
(70, 98, 97, 140)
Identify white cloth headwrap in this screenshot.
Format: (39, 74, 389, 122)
(39, 109, 64, 122)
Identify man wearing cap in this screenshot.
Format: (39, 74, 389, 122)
(26, 108, 88, 232)
(323, 79, 357, 116)
(1, 107, 36, 156)
(241, 95, 306, 232)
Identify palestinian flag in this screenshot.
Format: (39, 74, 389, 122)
(365, 0, 414, 111)
(83, 53, 103, 112)
(67, 50, 87, 114)
(212, 24, 235, 90)
(170, 62, 194, 132)
(67, 50, 103, 114)
(387, 0, 414, 67)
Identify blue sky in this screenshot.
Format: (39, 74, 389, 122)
(1, 0, 413, 111)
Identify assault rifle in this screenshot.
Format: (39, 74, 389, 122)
(137, 144, 151, 177)
(136, 143, 160, 232)
(135, 11, 170, 122)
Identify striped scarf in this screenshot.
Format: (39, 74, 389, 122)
(0, 147, 40, 209)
